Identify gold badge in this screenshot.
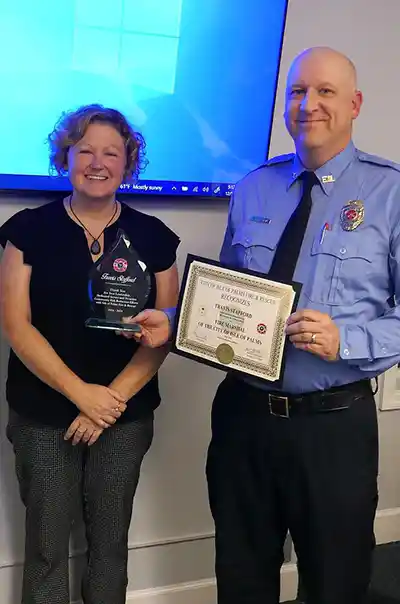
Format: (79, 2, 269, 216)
(340, 200, 364, 231)
(216, 343, 234, 365)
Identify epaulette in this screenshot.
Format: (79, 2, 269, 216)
(265, 153, 295, 166)
(235, 153, 295, 187)
(357, 150, 400, 173)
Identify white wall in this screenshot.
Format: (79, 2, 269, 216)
(1, 0, 400, 602)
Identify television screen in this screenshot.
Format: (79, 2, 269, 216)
(0, 0, 288, 198)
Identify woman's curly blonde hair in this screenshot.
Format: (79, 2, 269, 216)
(47, 104, 147, 181)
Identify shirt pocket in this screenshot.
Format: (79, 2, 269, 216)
(231, 223, 282, 272)
(304, 234, 373, 306)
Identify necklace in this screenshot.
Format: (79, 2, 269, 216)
(68, 197, 118, 255)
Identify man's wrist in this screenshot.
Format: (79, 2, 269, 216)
(162, 307, 177, 328)
(162, 307, 177, 340)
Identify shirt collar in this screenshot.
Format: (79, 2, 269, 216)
(288, 141, 356, 195)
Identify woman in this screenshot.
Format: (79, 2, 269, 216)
(0, 104, 179, 604)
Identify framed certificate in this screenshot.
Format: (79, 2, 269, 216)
(172, 255, 301, 384)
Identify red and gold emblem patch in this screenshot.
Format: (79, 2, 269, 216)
(340, 200, 364, 231)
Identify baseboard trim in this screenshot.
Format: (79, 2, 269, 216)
(124, 565, 299, 604)
(122, 507, 400, 604)
(374, 507, 400, 545)
(126, 579, 216, 603)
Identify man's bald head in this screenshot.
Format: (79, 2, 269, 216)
(287, 47, 358, 91)
(284, 47, 362, 168)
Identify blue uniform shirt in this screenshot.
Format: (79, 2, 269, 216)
(220, 142, 400, 393)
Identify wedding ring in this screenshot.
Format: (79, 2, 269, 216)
(114, 406, 119, 412)
(310, 333, 316, 344)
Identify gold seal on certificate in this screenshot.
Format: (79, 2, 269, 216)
(216, 343, 235, 365)
(172, 255, 301, 383)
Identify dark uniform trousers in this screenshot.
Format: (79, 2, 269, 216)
(6, 410, 154, 604)
(206, 375, 378, 604)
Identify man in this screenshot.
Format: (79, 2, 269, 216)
(130, 47, 400, 603)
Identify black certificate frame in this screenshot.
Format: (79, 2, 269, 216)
(171, 254, 302, 389)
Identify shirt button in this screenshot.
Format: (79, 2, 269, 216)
(340, 247, 346, 255)
(245, 237, 250, 244)
(382, 347, 387, 354)
(343, 348, 350, 356)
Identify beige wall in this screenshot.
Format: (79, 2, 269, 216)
(1, 0, 400, 602)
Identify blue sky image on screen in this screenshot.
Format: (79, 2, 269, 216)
(0, 0, 288, 197)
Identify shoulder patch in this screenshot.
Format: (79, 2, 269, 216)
(357, 150, 400, 173)
(265, 153, 295, 166)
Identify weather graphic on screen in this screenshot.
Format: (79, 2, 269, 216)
(0, 0, 288, 197)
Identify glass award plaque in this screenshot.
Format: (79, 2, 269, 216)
(85, 229, 151, 332)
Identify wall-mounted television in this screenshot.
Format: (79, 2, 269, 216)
(0, 0, 288, 199)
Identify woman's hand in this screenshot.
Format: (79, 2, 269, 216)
(72, 383, 127, 428)
(64, 413, 104, 446)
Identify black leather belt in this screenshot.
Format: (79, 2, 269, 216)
(264, 380, 372, 419)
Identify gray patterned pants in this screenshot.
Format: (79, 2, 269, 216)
(7, 410, 154, 604)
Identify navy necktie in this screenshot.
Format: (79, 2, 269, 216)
(268, 171, 319, 283)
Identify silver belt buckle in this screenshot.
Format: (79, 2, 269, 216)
(269, 394, 290, 418)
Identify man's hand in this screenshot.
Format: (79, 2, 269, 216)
(116, 310, 171, 347)
(72, 384, 127, 428)
(64, 413, 104, 446)
(285, 309, 340, 361)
